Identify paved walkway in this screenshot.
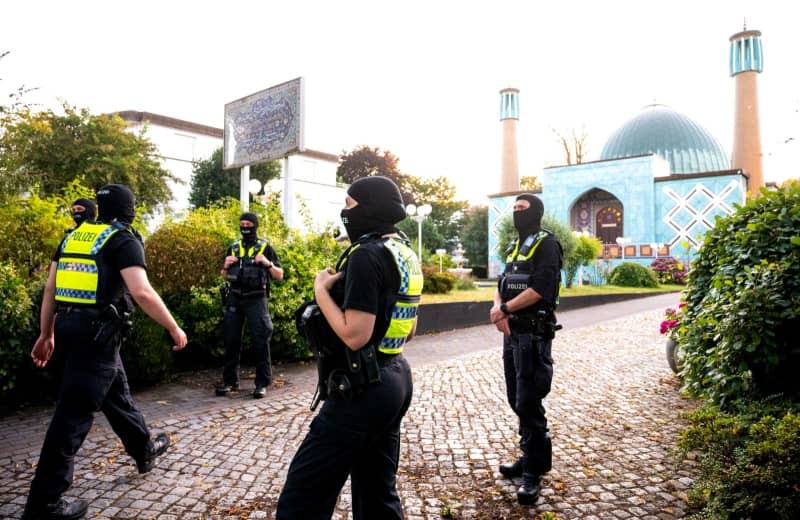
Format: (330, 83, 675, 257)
(0, 293, 698, 519)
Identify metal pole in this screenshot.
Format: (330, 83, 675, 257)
(417, 218, 423, 260)
(240, 165, 250, 213)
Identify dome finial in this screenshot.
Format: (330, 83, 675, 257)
(743, 17, 747, 30)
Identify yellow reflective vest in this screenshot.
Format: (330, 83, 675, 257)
(55, 222, 124, 306)
(337, 236, 423, 355)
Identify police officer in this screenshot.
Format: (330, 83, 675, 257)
(276, 176, 421, 519)
(23, 184, 188, 520)
(217, 212, 283, 399)
(69, 198, 96, 229)
(490, 193, 563, 505)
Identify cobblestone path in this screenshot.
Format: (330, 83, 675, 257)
(0, 295, 697, 519)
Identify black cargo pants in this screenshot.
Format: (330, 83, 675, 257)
(276, 355, 413, 520)
(222, 295, 273, 388)
(28, 311, 153, 503)
(502, 330, 554, 476)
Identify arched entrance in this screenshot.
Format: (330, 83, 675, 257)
(596, 206, 623, 244)
(570, 188, 624, 244)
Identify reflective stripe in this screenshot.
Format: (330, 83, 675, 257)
(236, 239, 268, 258)
(379, 239, 423, 354)
(337, 237, 423, 355)
(55, 223, 119, 306)
(505, 231, 549, 263)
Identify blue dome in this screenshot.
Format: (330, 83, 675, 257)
(599, 105, 729, 174)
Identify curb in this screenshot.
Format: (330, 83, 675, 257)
(416, 291, 680, 335)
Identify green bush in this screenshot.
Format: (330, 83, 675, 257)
(565, 234, 602, 288)
(422, 265, 457, 294)
(680, 185, 800, 404)
(121, 308, 175, 386)
(608, 261, 659, 287)
(0, 261, 34, 400)
(679, 398, 800, 519)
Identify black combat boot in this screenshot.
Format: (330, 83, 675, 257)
(22, 497, 89, 519)
(516, 472, 542, 505)
(137, 433, 171, 474)
(499, 456, 526, 478)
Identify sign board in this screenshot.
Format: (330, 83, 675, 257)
(223, 77, 304, 169)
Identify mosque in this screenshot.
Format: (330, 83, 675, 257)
(487, 27, 766, 279)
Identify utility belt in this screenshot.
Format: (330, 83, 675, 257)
(508, 310, 562, 339)
(57, 303, 133, 346)
(294, 300, 388, 410)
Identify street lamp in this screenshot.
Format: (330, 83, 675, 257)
(406, 203, 432, 260)
(650, 242, 663, 259)
(435, 248, 446, 272)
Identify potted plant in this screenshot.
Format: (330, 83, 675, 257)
(660, 303, 685, 374)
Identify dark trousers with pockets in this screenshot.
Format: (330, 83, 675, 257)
(222, 295, 273, 388)
(276, 355, 413, 520)
(503, 331, 554, 476)
(28, 312, 152, 503)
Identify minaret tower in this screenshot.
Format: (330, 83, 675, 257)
(499, 87, 520, 192)
(729, 25, 764, 196)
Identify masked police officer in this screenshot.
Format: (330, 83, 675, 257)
(23, 184, 188, 520)
(490, 193, 562, 505)
(277, 176, 422, 520)
(217, 212, 283, 399)
(69, 198, 96, 229)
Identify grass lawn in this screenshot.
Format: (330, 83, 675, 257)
(420, 283, 684, 305)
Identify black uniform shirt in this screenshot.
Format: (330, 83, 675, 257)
(341, 240, 400, 347)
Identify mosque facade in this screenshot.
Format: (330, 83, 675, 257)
(487, 27, 764, 279)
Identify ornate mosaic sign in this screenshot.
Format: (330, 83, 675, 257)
(223, 77, 304, 169)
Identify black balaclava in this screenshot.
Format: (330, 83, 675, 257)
(239, 212, 259, 242)
(71, 197, 96, 226)
(341, 176, 406, 241)
(96, 184, 136, 224)
(513, 193, 544, 238)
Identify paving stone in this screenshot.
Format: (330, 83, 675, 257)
(0, 296, 697, 518)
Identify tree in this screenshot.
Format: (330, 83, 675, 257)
(458, 205, 488, 276)
(337, 146, 414, 203)
(0, 104, 173, 209)
(189, 147, 281, 208)
(401, 174, 468, 251)
(552, 126, 589, 165)
(520, 176, 542, 191)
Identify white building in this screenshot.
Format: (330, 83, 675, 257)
(116, 111, 346, 232)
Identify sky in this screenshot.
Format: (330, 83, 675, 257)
(2, 0, 798, 204)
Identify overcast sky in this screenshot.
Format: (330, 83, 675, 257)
(2, 0, 797, 203)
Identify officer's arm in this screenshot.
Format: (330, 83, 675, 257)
(314, 269, 375, 350)
(120, 266, 187, 350)
(505, 288, 543, 313)
(265, 261, 284, 281)
(30, 262, 58, 367)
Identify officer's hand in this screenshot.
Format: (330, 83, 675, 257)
(169, 326, 188, 351)
(489, 303, 507, 325)
(254, 254, 271, 267)
(315, 267, 342, 292)
(494, 316, 511, 336)
(223, 256, 237, 269)
(31, 335, 55, 368)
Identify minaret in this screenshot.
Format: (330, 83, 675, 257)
(729, 25, 764, 196)
(499, 87, 520, 192)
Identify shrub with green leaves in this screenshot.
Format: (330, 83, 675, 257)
(608, 261, 659, 287)
(121, 308, 175, 386)
(0, 261, 34, 400)
(422, 265, 457, 294)
(679, 185, 800, 404)
(679, 398, 800, 519)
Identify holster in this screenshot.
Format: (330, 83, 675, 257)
(92, 304, 132, 346)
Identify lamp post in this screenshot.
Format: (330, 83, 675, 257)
(406, 203, 432, 261)
(651, 242, 663, 259)
(435, 248, 446, 272)
(616, 236, 631, 260)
